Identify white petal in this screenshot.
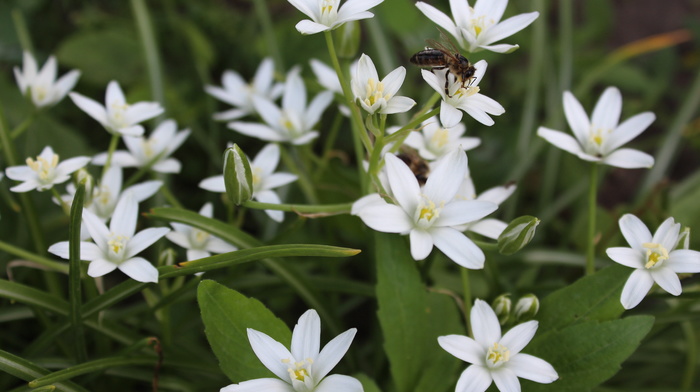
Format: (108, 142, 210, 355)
(124, 102, 164, 125)
(220, 378, 294, 392)
(166, 231, 192, 249)
(288, 0, 317, 20)
(291, 309, 321, 362)
(601, 148, 654, 169)
(508, 353, 558, 383)
(652, 217, 680, 251)
(435, 200, 497, 228)
(82, 209, 110, 250)
(460, 104, 494, 126)
(105, 81, 126, 106)
(618, 214, 652, 250)
(291, 131, 319, 145)
(499, 320, 537, 355)
(606, 247, 644, 269)
(213, 108, 250, 121)
(650, 267, 682, 296)
(314, 328, 356, 381)
(537, 127, 584, 156)
(337, 0, 382, 21)
(480, 12, 539, 46)
(314, 374, 363, 392)
(254, 190, 285, 222)
(620, 269, 654, 309)
(126, 227, 170, 259)
(491, 367, 521, 392)
(304, 91, 334, 127)
(351, 193, 386, 215)
(9, 181, 39, 193)
(283, 69, 307, 117)
(440, 101, 464, 128)
(479, 43, 520, 53)
(668, 250, 700, 273)
(474, 0, 507, 23)
(70, 92, 108, 127)
(385, 154, 421, 214)
(415, 2, 459, 40)
(55, 156, 91, 177)
(455, 365, 493, 392)
(5, 165, 34, 181)
(118, 257, 159, 283)
(437, 334, 485, 365)
(356, 204, 413, 233)
(431, 227, 485, 269)
(410, 229, 434, 260)
(382, 96, 416, 114)
(253, 58, 276, 94)
(199, 175, 226, 193)
(467, 219, 507, 239)
(247, 329, 294, 382)
(591, 87, 622, 132)
(478, 184, 516, 205)
(205, 236, 238, 254)
(253, 143, 281, 176)
(471, 299, 501, 346)
(48, 241, 102, 261)
(229, 121, 286, 142)
(87, 259, 118, 278)
(423, 149, 468, 203)
(126, 180, 162, 202)
(263, 173, 298, 191)
(606, 111, 655, 153)
(110, 192, 138, 238)
(562, 91, 591, 146)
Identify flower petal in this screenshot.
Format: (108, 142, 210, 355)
(423, 149, 468, 203)
(431, 227, 485, 269)
(652, 217, 680, 251)
(606, 247, 644, 269)
(467, 219, 507, 239)
(70, 92, 108, 127)
(668, 250, 700, 273)
(385, 154, 421, 214)
(508, 353, 558, 383)
(537, 127, 584, 156)
(650, 267, 682, 296)
(87, 259, 118, 278)
(291, 309, 321, 362)
(199, 175, 225, 193)
(110, 192, 138, 238)
(491, 367, 520, 392)
(220, 378, 294, 392)
(591, 87, 622, 132)
(606, 112, 655, 153)
(247, 328, 294, 382)
(601, 148, 654, 169)
(126, 227, 170, 259)
(456, 365, 493, 392)
(437, 334, 485, 365)
(253, 143, 281, 176)
(499, 320, 538, 355)
(471, 299, 501, 346)
(440, 100, 464, 128)
(118, 257, 159, 283)
(562, 91, 591, 146)
(254, 190, 285, 222)
(618, 214, 652, 250)
(434, 200, 497, 228)
(415, 2, 459, 40)
(314, 374, 363, 392)
(620, 269, 654, 309)
(410, 229, 434, 260)
(314, 328, 357, 381)
(382, 96, 416, 114)
(479, 12, 539, 47)
(357, 204, 413, 233)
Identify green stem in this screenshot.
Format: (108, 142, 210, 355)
(384, 106, 441, 147)
(51, 187, 70, 215)
(68, 182, 87, 363)
(28, 356, 156, 388)
(586, 163, 598, 275)
(681, 321, 697, 390)
(461, 268, 472, 337)
(11, 8, 34, 55)
(251, 0, 284, 74)
(0, 241, 69, 274)
(155, 177, 183, 209)
(242, 200, 352, 215)
(280, 145, 319, 204)
(131, 0, 165, 108)
(101, 133, 121, 180)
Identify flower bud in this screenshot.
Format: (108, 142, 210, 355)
(498, 216, 540, 255)
(74, 168, 94, 204)
(677, 227, 690, 250)
(335, 21, 360, 59)
(514, 294, 540, 322)
(491, 294, 512, 325)
(223, 144, 253, 206)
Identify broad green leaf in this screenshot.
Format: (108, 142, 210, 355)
(523, 315, 654, 392)
(375, 232, 464, 392)
(355, 373, 382, 392)
(537, 265, 628, 333)
(197, 280, 292, 382)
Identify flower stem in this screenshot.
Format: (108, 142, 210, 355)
(251, 0, 284, 74)
(242, 200, 352, 215)
(280, 145, 319, 204)
(681, 321, 697, 390)
(131, 0, 165, 109)
(51, 187, 71, 215)
(10, 112, 36, 139)
(461, 268, 473, 337)
(586, 163, 598, 275)
(11, 8, 34, 54)
(102, 133, 121, 180)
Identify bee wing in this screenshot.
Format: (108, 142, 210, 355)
(437, 28, 461, 54)
(425, 38, 459, 62)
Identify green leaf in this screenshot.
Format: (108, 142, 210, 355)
(523, 315, 654, 392)
(537, 265, 629, 333)
(68, 181, 87, 362)
(197, 280, 292, 382)
(355, 373, 382, 392)
(375, 232, 464, 392)
(0, 348, 89, 392)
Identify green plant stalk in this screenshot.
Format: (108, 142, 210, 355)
(586, 163, 598, 275)
(251, 0, 284, 74)
(0, 349, 88, 392)
(0, 241, 69, 274)
(131, 0, 165, 108)
(11, 8, 34, 55)
(68, 182, 87, 363)
(383, 106, 440, 148)
(155, 177, 183, 209)
(10, 112, 36, 139)
(242, 200, 352, 215)
(101, 133, 121, 180)
(681, 321, 697, 390)
(28, 356, 156, 388)
(641, 67, 700, 196)
(280, 145, 319, 204)
(316, 111, 344, 180)
(461, 268, 472, 337)
(51, 187, 70, 215)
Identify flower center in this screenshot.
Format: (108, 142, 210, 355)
(93, 185, 114, 218)
(319, 0, 338, 25)
(109, 102, 130, 130)
(486, 342, 510, 368)
(32, 85, 48, 103)
(587, 127, 610, 155)
(190, 229, 211, 249)
(363, 78, 390, 109)
(642, 242, 669, 269)
(26, 153, 59, 184)
(429, 128, 451, 150)
(282, 358, 315, 391)
(415, 196, 443, 229)
(469, 12, 494, 36)
(141, 138, 157, 159)
(252, 167, 263, 192)
(107, 234, 129, 263)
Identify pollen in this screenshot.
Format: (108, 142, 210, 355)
(486, 342, 510, 368)
(431, 128, 450, 149)
(283, 358, 314, 382)
(364, 78, 387, 108)
(642, 242, 669, 269)
(26, 153, 59, 182)
(416, 197, 443, 228)
(107, 234, 129, 260)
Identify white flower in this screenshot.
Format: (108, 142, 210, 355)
(416, 0, 539, 53)
(401, 116, 480, 160)
(421, 60, 504, 127)
(351, 54, 415, 115)
(310, 58, 357, 117)
(14, 51, 81, 108)
(220, 309, 361, 392)
(165, 202, 238, 260)
(353, 148, 497, 268)
(606, 214, 700, 309)
(537, 87, 655, 169)
(288, 0, 384, 35)
(48, 192, 170, 283)
(5, 146, 90, 192)
(205, 58, 284, 121)
(199, 144, 298, 222)
(229, 68, 333, 145)
(92, 119, 190, 173)
(454, 174, 516, 239)
(438, 299, 558, 392)
(69, 80, 164, 136)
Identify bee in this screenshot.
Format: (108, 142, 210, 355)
(410, 31, 476, 98)
(397, 148, 430, 186)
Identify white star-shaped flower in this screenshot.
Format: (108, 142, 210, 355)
(351, 53, 416, 115)
(607, 214, 700, 309)
(438, 299, 558, 392)
(288, 0, 384, 35)
(401, 116, 480, 160)
(199, 144, 298, 222)
(220, 309, 361, 392)
(229, 68, 333, 145)
(165, 202, 238, 261)
(92, 119, 190, 173)
(69, 80, 164, 136)
(48, 192, 170, 283)
(537, 87, 655, 168)
(454, 173, 516, 239)
(421, 61, 504, 127)
(205, 58, 284, 121)
(5, 146, 90, 192)
(353, 148, 497, 268)
(416, 0, 539, 53)
(14, 51, 81, 108)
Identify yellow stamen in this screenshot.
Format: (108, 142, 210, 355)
(486, 342, 510, 367)
(430, 128, 450, 149)
(642, 242, 669, 269)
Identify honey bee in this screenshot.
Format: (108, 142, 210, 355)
(397, 148, 430, 186)
(410, 31, 476, 98)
